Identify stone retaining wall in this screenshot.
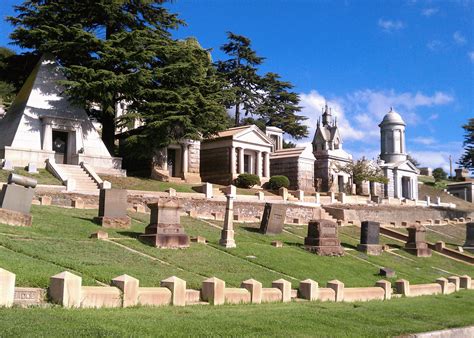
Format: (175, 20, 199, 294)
(0, 267, 472, 309)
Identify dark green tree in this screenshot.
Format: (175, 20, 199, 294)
(407, 153, 420, 167)
(216, 32, 264, 126)
(8, 0, 183, 153)
(432, 167, 448, 181)
(458, 118, 474, 172)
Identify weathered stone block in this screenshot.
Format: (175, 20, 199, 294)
(111, 274, 139, 307)
(161, 276, 186, 306)
(299, 279, 318, 301)
(259, 203, 287, 235)
(241, 279, 262, 304)
(90, 231, 108, 240)
(375, 280, 392, 300)
(0, 268, 15, 307)
(395, 279, 409, 296)
(49, 271, 82, 308)
(81, 286, 122, 308)
(201, 277, 225, 305)
(39, 195, 52, 206)
(460, 275, 472, 289)
(0, 208, 32, 227)
(272, 279, 291, 302)
(327, 280, 344, 302)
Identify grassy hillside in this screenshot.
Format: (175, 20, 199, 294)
(0, 168, 61, 185)
(0, 206, 472, 289)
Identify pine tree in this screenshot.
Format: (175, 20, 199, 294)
(216, 32, 264, 126)
(8, 0, 183, 154)
(254, 72, 308, 139)
(458, 118, 474, 171)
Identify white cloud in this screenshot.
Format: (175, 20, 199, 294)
(299, 90, 365, 142)
(469, 51, 474, 62)
(453, 31, 467, 45)
(413, 137, 436, 145)
(421, 8, 439, 17)
(409, 151, 454, 172)
(428, 113, 439, 120)
(378, 19, 405, 32)
(427, 40, 443, 51)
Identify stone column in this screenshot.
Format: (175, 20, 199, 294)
(182, 143, 189, 174)
(230, 147, 236, 175)
(263, 152, 270, 178)
(0, 268, 15, 307)
(42, 122, 53, 151)
(162, 148, 168, 171)
(255, 151, 262, 178)
(238, 147, 245, 174)
(219, 185, 236, 248)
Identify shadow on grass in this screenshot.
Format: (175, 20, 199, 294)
(72, 217, 98, 225)
(241, 226, 262, 234)
(341, 242, 357, 250)
(284, 241, 304, 248)
(117, 231, 142, 239)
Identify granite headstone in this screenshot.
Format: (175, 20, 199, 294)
(94, 188, 131, 228)
(259, 203, 287, 235)
(357, 221, 383, 255)
(405, 225, 432, 257)
(304, 219, 344, 256)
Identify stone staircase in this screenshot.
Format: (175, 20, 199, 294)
(320, 207, 338, 223)
(56, 164, 100, 193)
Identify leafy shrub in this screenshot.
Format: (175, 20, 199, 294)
(234, 174, 261, 189)
(268, 175, 290, 190)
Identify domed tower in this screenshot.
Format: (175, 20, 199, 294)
(379, 108, 407, 163)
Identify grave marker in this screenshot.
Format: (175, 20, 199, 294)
(304, 219, 344, 256)
(0, 173, 36, 226)
(405, 225, 432, 257)
(259, 203, 287, 235)
(94, 189, 131, 228)
(357, 221, 382, 255)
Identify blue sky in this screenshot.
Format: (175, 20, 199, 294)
(1, 0, 473, 171)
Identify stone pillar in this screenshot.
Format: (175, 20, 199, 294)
(162, 148, 168, 171)
(436, 278, 450, 295)
(375, 280, 392, 300)
(0, 268, 15, 307)
(256, 151, 262, 178)
(230, 147, 236, 175)
(111, 274, 139, 307)
(49, 271, 82, 308)
(448, 276, 460, 292)
(241, 279, 262, 304)
(42, 122, 53, 151)
(202, 277, 225, 305)
(219, 185, 237, 248)
(395, 279, 410, 296)
(460, 275, 472, 289)
(182, 143, 189, 174)
(299, 279, 318, 301)
(238, 147, 245, 174)
(279, 187, 288, 201)
(272, 279, 292, 302)
(161, 276, 186, 306)
(263, 152, 270, 178)
(315, 193, 321, 204)
(327, 280, 344, 302)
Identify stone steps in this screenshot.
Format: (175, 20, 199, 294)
(57, 164, 99, 192)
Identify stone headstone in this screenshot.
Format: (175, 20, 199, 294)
(1, 160, 13, 171)
(94, 188, 130, 228)
(405, 225, 432, 257)
(27, 163, 38, 174)
(259, 203, 287, 235)
(139, 198, 189, 248)
(219, 186, 236, 248)
(0, 174, 36, 227)
(14, 287, 46, 307)
(379, 267, 396, 278)
(357, 221, 382, 255)
(463, 222, 474, 250)
(90, 231, 108, 240)
(271, 240, 283, 248)
(304, 219, 344, 256)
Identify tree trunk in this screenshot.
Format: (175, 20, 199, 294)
(101, 112, 116, 156)
(234, 103, 240, 126)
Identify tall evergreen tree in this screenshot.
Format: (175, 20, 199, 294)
(254, 72, 308, 139)
(8, 0, 183, 153)
(216, 32, 264, 126)
(458, 118, 474, 171)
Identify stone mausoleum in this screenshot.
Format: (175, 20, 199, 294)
(0, 55, 123, 175)
(312, 104, 353, 192)
(378, 108, 419, 200)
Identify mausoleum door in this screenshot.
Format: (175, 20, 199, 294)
(244, 154, 251, 173)
(167, 149, 176, 177)
(401, 177, 411, 199)
(338, 175, 344, 193)
(52, 131, 68, 164)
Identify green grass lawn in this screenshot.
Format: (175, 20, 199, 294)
(0, 292, 473, 337)
(0, 168, 61, 185)
(0, 206, 473, 336)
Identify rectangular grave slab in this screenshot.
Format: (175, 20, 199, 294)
(379, 268, 396, 278)
(357, 221, 382, 255)
(139, 199, 189, 249)
(405, 226, 432, 257)
(0, 184, 35, 214)
(304, 219, 344, 256)
(259, 203, 287, 235)
(95, 189, 130, 228)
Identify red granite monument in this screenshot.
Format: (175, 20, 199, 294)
(304, 219, 344, 256)
(405, 225, 432, 257)
(139, 198, 189, 249)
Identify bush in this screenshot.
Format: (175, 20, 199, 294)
(268, 175, 290, 190)
(432, 167, 447, 182)
(235, 174, 261, 188)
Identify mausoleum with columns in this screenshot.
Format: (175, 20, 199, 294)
(200, 125, 273, 185)
(378, 108, 419, 200)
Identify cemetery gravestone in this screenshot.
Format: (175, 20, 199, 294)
(379, 267, 396, 278)
(219, 185, 237, 248)
(1, 160, 13, 171)
(405, 225, 432, 257)
(0, 173, 36, 226)
(94, 189, 131, 228)
(139, 198, 189, 248)
(304, 219, 344, 256)
(357, 221, 383, 255)
(463, 222, 474, 252)
(27, 163, 38, 174)
(259, 203, 287, 235)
